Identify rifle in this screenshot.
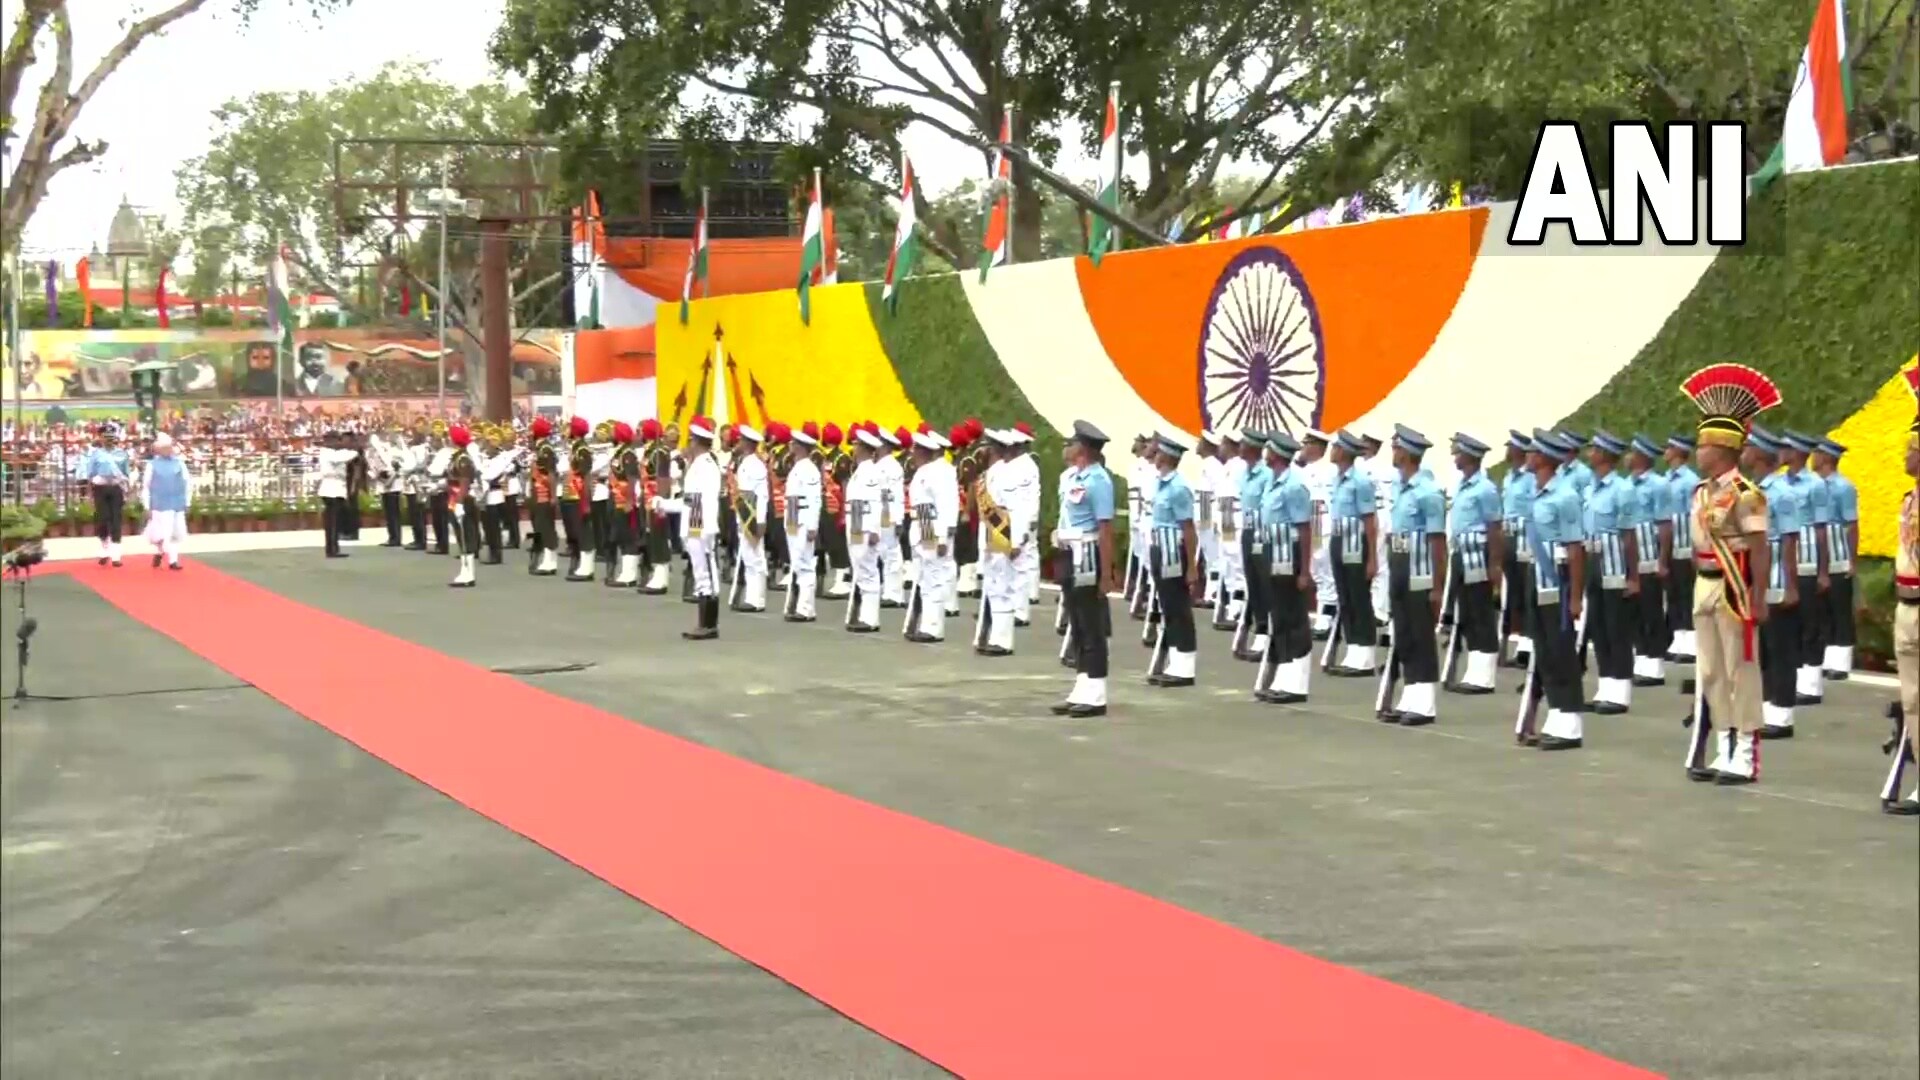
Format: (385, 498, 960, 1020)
(1881, 704, 1916, 802)
(1437, 552, 1464, 687)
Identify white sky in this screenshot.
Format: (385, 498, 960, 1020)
(8, 0, 1093, 263)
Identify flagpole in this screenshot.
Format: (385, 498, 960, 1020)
(1003, 106, 1015, 266)
(273, 240, 283, 413)
(701, 186, 710, 301)
(436, 153, 449, 416)
(1108, 82, 1121, 256)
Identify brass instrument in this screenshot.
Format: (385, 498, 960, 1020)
(974, 476, 1016, 555)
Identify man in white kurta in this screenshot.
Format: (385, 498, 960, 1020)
(650, 416, 725, 639)
(140, 433, 192, 569)
(782, 430, 824, 621)
(905, 431, 960, 642)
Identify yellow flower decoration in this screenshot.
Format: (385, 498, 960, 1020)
(1827, 355, 1918, 559)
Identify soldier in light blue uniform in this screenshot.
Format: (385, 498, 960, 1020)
(1626, 435, 1672, 686)
(1146, 434, 1202, 688)
(1232, 432, 1275, 660)
(1745, 427, 1803, 739)
(1326, 430, 1380, 675)
(1444, 432, 1505, 693)
(1781, 430, 1832, 703)
(1811, 438, 1859, 676)
(1378, 425, 1449, 726)
(1557, 428, 1596, 497)
(78, 422, 134, 566)
(1254, 433, 1316, 703)
(1518, 430, 1589, 751)
(1052, 421, 1119, 717)
(1500, 431, 1538, 667)
(1581, 432, 1642, 713)
(1662, 435, 1701, 664)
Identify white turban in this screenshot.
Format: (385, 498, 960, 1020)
(152, 433, 174, 450)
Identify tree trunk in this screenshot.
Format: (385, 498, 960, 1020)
(1011, 167, 1045, 264)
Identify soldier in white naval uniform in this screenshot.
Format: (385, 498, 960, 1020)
(1297, 430, 1337, 636)
(845, 424, 888, 632)
(874, 427, 908, 607)
(905, 430, 961, 642)
(730, 425, 771, 613)
(1214, 432, 1250, 629)
(976, 428, 1035, 656)
(1006, 425, 1044, 624)
(650, 415, 725, 640)
(1194, 431, 1223, 606)
(782, 428, 824, 622)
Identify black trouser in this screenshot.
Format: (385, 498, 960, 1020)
(529, 499, 560, 557)
(1666, 559, 1696, 638)
(1637, 569, 1671, 659)
(1332, 556, 1376, 647)
(829, 514, 853, 569)
(430, 492, 450, 552)
(1761, 599, 1801, 709)
(480, 501, 504, 560)
(1796, 573, 1824, 675)
(1826, 573, 1855, 651)
(1062, 542, 1111, 678)
(381, 491, 403, 545)
(91, 485, 125, 543)
(610, 507, 641, 556)
(767, 516, 791, 577)
(1530, 588, 1583, 713)
(321, 495, 349, 555)
(644, 512, 672, 569)
(502, 495, 521, 547)
(406, 493, 427, 548)
(1388, 553, 1440, 684)
(1452, 552, 1500, 654)
(1501, 552, 1528, 643)
(1240, 532, 1270, 639)
(667, 513, 684, 555)
(590, 500, 612, 563)
(452, 497, 483, 555)
(342, 492, 362, 540)
(1148, 543, 1197, 653)
(1583, 577, 1635, 682)
(1266, 540, 1313, 665)
(559, 499, 586, 556)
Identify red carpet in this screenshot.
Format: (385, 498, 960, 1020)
(74, 561, 1662, 1080)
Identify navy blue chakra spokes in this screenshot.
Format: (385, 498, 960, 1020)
(1196, 247, 1326, 438)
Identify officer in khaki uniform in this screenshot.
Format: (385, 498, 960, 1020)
(1680, 364, 1781, 786)
(1881, 369, 1919, 815)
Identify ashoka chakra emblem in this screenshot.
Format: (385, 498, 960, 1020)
(1196, 247, 1326, 437)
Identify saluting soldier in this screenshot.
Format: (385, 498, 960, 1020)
(1812, 437, 1860, 678)
(1882, 384, 1919, 814)
(783, 425, 824, 622)
(1515, 430, 1589, 751)
(1780, 431, 1832, 704)
(1625, 435, 1671, 687)
(1144, 434, 1202, 689)
(1662, 434, 1701, 664)
(1680, 364, 1781, 785)
(1499, 431, 1537, 668)
(524, 416, 562, 576)
(1580, 432, 1641, 715)
(1375, 426, 1447, 726)
(1051, 421, 1119, 717)
(1253, 433, 1315, 704)
(1744, 427, 1803, 740)
(1326, 430, 1380, 676)
(1444, 432, 1504, 694)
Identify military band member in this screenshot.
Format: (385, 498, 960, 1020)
(1500, 432, 1537, 667)
(1812, 438, 1859, 678)
(893, 425, 917, 586)
(78, 423, 132, 566)
(638, 419, 674, 593)
(1780, 431, 1832, 704)
(784, 426, 824, 622)
(905, 429, 961, 643)
(845, 423, 888, 632)
(1326, 430, 1380, 675)
(1052, 422, 1119, 716)
(1374, 426, 1447, 725)
(402, 422, 431, 550)
(765, 423, 794, 592)
(560, 416, 594, 578)
(1007, 424, 1044, 623)
(1744, 427, 1803, 740)
(1578, 432, 1641, 714)
(1254, 433, 1315, 704)
(425, 421, 452, 554)
(1195, 430, 1222, 605)
(368, 427, 406, 546)
(1143, 434, 1201, 688)
(952, 419, 986, 600)
(445, 425, 483, 588)
(729, 425, 770, 612)
(873, 426, 907, 607)
(1232, 432, 1274, 660)
(341, 426, 367, 541)
(501, 424, 524, 550)
(974, 428, 1024, 655)
(1625, 435, 1670, 686)
(651, 416, 724, 639)
(525, 416, 562, 575)
(1444, 432, 1504, 694)
(1884, 393, 1919, 814)
(1662, 435, 1700, 664)
(315, 430, 359, 560)
(606, 422, 644, 587)
(477, 425, 515, 565)
(1680, 363, 1780, 785)
(589, 421, 617, 574)
(1298, 430, 1338, 638)
(1515, 431, 1589, 750)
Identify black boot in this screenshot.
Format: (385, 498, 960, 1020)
(684, 597, 719, 640)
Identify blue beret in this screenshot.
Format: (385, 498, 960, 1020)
(1334, 429, 1367, 454)
(1667, 434, 1696, 454)
(1629, 434, 1662, 458)
(1587, 430, 1627, 456)
(1816, 438, 1846, 458)
(1451, 431, 1490, 456)
(1507, 429, 1531, 451)
(1154, 433, 1188, 459)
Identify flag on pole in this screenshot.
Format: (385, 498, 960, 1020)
(44, 261, 59, 327)
(1088, 83, 1121, 265)
(708, 330, 730, 429)
(882, 155, 921, 315)
(267, 248, 295, 350)
(578, 191, 605, 329)
(75, 257, 93, 327)
(819, 208, 839, 285)
(679, 187, 709, 324)
(797, 168, 825, 324)
(1751, 0, 1851, 193)
(155, 268, 171, 328)
(978, 107, 1013, 282)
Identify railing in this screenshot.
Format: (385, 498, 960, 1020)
(3, 433, 336, 517)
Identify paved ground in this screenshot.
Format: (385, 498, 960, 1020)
(4, 547, 1917, 1079)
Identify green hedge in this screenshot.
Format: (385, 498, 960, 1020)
(1558, 159, 1920, 436)
(866, 277, 1070, 544)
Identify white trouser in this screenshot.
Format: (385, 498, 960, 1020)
(985, 549, 1019, 619)
(879, 528, 904, 602)
(736, 532, 768, 607)
(144, 509, 187, 563)
(1311, 529, 1336, 626)
(787, 528, 818, 617)
(1219, 530, 1244, 595)
(915, 549, 956, 637)
(1012, 537, 1040, 621)
(686, 535, 719, 597)
(1371, 516, 1390, 618)
(852, 537, 883, 596)
(1197, 525, 1220, 599)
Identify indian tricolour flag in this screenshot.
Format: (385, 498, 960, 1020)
(978, 107, 1013, 283)
(679, 187, 708, 325)
(266, 247, 294, 350)
(1752, 0, 1850, 192)
(797, 168, 824, 324)
(881, 154, 921, 315)
(1087, 83, 1121, 265)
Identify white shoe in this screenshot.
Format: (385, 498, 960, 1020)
(615, 553, 641, 586)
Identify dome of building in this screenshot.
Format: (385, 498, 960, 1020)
(105, 197, 150, 259)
